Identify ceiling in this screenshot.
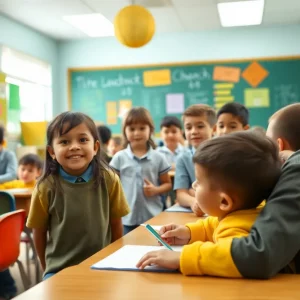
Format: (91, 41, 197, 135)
(0, 0, 300, 40)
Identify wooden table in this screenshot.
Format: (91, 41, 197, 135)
(13, 212, 300, 300)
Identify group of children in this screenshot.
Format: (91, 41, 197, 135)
(1, 100, 300, 297)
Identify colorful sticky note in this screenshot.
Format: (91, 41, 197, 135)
(106, 101, 117, 125)
(214, 83, 234, 90)
(118, 100, 132, 118)
(213, 66, 241, 83)
(9, 84, 20, 110)
(242, 62, 269, 88)
(244, 88, 270, 108)
(166, 93, 184, 114)
(143, 69, 171, 87)
(215, 102, 228, 109)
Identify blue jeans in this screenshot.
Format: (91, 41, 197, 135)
(0, 269, 17, 299)
(123, 225, 139, 235)
(43, 272, 56, 280)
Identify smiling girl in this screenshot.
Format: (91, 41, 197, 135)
(26, 112, 130, 279)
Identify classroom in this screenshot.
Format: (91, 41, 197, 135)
(1, 0, 300, 299)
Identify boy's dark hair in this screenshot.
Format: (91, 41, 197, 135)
(112, 136, 123, 146)
(217, 102, 249, 126)
(0, 125, 4, 144)
(269, 103, 300, 151)
(19, 154, 43, 170)
(160, 116, 182, 130)
(123, 107, 156, 149)
(97, 125, 112, 145)
(183, 104, 216, 127)
(39, 111, 111, 188)
(193, 131, 281, 209)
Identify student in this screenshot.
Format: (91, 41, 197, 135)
(26, 112, 130, 279)
(108, 136, 123, 156)
(0, 125, 17, 183)
(97, 125, 112, 163)
(157, 116, 184, 169)
(230, 103, 300, 278)
(215, 102, 249, 136)
(0, 154, 42, 189)
(110, 107, 172, 235)
(174, 104, 216, 216)
(137, 130, 281, 275)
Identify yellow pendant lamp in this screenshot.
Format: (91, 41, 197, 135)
(114, 3, 156, 48)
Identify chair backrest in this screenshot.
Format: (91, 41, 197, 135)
(0, 209, 26, 271)
(0, 191, 16, 215)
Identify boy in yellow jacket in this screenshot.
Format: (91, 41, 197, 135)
(137, 130, 281, 277)
(0, 153, 43, 190)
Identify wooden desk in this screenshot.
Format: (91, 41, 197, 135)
(10, 190, 32, 216)
(13, 212, 300, 300)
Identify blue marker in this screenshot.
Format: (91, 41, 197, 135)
(145, 224, 173, 251)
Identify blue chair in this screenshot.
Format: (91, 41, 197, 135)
(0, 191, 16, 215)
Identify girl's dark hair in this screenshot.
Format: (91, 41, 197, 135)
(193, 130, 281, 209)
(122, 107, 156, 149)
(38, 111, 110, 188)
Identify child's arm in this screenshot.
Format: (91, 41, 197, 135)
(143, 173, 172, 197)
(110, 218, 123, 242)
(33, 228, 47, 271)
(176, 190, 203, 216)
(0, 151, 17, 183)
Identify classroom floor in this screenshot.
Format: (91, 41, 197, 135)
(9, 243, 40, 297)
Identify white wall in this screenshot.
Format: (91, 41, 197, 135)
(58, 24, 300, 114)
(0, 14, 58, 115)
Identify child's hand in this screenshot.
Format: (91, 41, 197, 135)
(191, 200, 204, 217)
(143, 179, 158, 197)
(159, 224, 191, 245)
(136, 249, 181, 270)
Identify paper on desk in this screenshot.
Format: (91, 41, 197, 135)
(2, 188, 32, 193)
(91, 245, 183, 273)
(165, 205, 193, 213)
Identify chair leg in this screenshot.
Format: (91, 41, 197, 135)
(16, 260, 30, 290)
(25, 242, 32, 285)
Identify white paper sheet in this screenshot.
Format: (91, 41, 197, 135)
(91, 245, 183, 273)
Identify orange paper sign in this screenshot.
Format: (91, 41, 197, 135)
(242, 62, 269, 88)
(213, 66, 241, 83)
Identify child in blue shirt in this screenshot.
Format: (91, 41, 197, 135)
(110, 107, 172, 234)
(174, 104, 216, 216)
(157, 116, 184, 170)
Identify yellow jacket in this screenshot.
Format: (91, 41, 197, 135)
(0, 180, 36, 190)
(180, 206, 263, 277)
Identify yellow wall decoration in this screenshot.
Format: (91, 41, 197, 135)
(114, 5, 155, 48)
(21, 121, 47, 146)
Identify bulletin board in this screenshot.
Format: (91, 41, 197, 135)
(68, 56, 300, 133)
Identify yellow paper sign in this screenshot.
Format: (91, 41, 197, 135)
(215, 102, 228, 109)
(214, 96, 234, 103)
(21, 121, 47, 146)
(244, 88, 270, 107)
(119, 100, 132, 118)
(214, 83, 234, 90)
(214, 90, 232, 96)
(143, 69, 171, 87)
(106, 101, 117, 125)
(213, 66, 241, 83)
(0, 99, 7, 125)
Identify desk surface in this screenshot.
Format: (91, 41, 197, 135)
(9, 189, 32, 216)
(14, 212, 300, 300)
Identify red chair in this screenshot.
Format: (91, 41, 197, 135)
(0, 209, 30, 290)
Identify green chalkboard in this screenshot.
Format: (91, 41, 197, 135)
(68, 56, 300, 134)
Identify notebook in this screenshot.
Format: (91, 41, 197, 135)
(165, 205, 193, 213)
(91, 245, 183, 273)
